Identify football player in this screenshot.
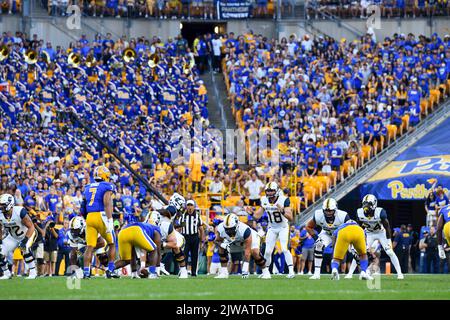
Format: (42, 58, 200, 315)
(346, 194, 404, 279)
(67, 216, 107, 274)
(114, 220, 162, 279)
(147, 210, 188, 278)
(81, 165, 118, 278)
(0, 194, 38, 279)
(437, 204, 450, 260)
(214, 213, 271, 279)
(249, 182, 295, 278)
(330, 219, 372, 281)
(306, 198, 350, 280)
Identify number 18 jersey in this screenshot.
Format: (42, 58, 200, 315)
(260, 194, 290, 229)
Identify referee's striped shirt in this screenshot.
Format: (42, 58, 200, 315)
(180, 209, 203, 236)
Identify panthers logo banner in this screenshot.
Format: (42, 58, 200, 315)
(360, 117, 450, 200)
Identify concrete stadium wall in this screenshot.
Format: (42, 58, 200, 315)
(1, 15, 449, 43)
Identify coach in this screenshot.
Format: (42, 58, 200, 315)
(180, 200, 205, 277)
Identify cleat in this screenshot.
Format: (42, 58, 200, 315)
(397, 274, 404, 280)
(105, 270, 120, 279)
(359, 271, 373, 281)
(331, 269, 340, 280)
(309, 274, 320, 280)
(260, 269, 271, 279)
(0, 271, 12, 280)
(286, 272, 295, 279)
(26, 270, 37, 280)
(344, 274, 353, 279)
(178, 270, 188, 279)
(160, 264, 170, 276)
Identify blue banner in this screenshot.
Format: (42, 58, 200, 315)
(360, 117, 450, 200)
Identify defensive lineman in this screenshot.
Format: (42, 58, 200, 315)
(306, 198, 350, 280)
(0, 194, 38, 279)
(249, 182, 295, 278)
(345, 194, 404, 279)
(214, 213, 271, 279)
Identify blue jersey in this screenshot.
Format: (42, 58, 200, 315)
(440, 205, 450, 223)
(123, 222, 161, 239)
(83, 181, 115, 213)
(332, 220, 359, 237)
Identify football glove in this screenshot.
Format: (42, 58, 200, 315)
(220, 241, 231, 251)
(438, 245, 446, 260)
(19, 237, 29, 251)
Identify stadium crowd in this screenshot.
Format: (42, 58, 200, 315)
(0, 28, 450, 277)
(306, 0, 450, 19)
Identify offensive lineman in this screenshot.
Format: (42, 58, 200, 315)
(437, 204, 450, 260)
(345, 194, 404, 279)
(306, 198, 350, 280)
(0, 194, 37, 279)
(147, 210, 188, 278)
(249, 182, 295, 278)
(214, 213, 271, 279)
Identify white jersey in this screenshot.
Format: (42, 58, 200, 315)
(357, 207, 386, 233)
(160, 217, 185, 250)
(313, 209, 349, 236)
(217, 221, 256, 243)
(68, 230, 102, 250)
(0, 206, 29, 240)
(260, 194, 290, 228)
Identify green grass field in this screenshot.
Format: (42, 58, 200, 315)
(0, 274, 449, 300)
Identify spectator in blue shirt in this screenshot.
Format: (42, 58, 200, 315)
(45, 186, 60, 216)
(299, 227, 315, 275)
(361, 121, 374, 146)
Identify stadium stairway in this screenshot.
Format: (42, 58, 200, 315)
(297, 99, 450, 226)
(200, 68, 237, 133)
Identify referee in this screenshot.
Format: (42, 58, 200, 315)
(180, 200, 205, 277)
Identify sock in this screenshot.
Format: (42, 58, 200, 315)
(284, 251, 294, 273)
(360, 258, 368, 272)
(84, 267, 90, 277)
(108, 262, 115, 272)
(242, 262, 249, 274)
(313, 257, 322, 275)
(387, 250, 403, 274)
(220, 266, 228, 274)
(331, 260, 339, 271)
(348, 259, 358, 275)
(180, 266, 187, 272)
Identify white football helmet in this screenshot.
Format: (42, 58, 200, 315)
(69, 216, 86, 238)
(0, 193, 15, 214)
(169, 193, 186, 212)
(362, 194, 377, 215)
(223, 213, 239, 237)
(322, 198, 337, 218)
(148, 211, 162, 226)
(265, 182, 280, 203)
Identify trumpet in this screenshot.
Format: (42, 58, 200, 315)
(123, 48, 136, 63)
(24, 49, 38, 65)
(148, 53, 159, 68)
(68, 52, 81, 67)
(85, 54, 96, 68)
(0, 45, 9, 62)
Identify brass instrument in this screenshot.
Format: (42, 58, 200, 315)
(123, 48, 136, 63)
(85, 54, 96, 68)
(0, 45, 9, 62)
(24, 49, 38, 65)
(68, 52, 81, 67)
(41, 51, 51, 64)
(148, 53, 159, 68)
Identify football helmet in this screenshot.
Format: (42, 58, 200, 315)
(223, 213, 239, 238)
(148, 211, 162, 226)
(0, 193, 14, 215)
(69, 216, 86, 238)
(362, 194, 377, 216)
(265, 182, 280, 203)
(169, 193, 186, 212)
(93, 165, 111, 182)
(322, 198, 337, 220)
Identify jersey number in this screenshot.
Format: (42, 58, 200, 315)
(5, 225, 25, 238)
(269, 211, 283, 223)
(88, 187, 98, 206)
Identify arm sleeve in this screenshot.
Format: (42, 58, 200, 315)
(243, 227, 251, 240)
(283, 197, 291, 207)
(380, 209, 388, 220)
(19, 208, 28, 219)
(168, 223, 174, 235)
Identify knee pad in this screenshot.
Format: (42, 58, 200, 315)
(254, 255, 266, 267)
(219, 251, 228, 263)
(174, 250, 186, 263)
